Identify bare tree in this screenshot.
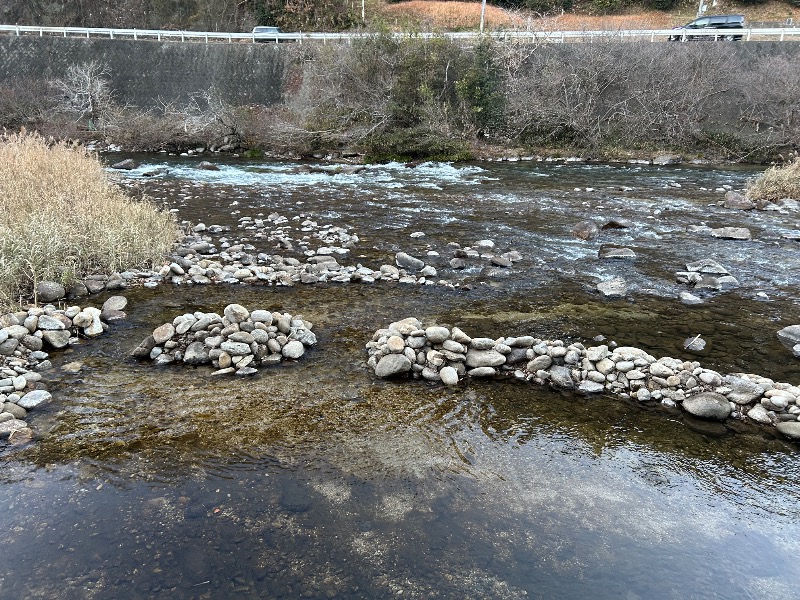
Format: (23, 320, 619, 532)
(50, 61, 115, 129)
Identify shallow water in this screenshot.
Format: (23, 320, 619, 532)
(2, 156, 800, 599)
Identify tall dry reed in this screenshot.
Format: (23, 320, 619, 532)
(746, 158, 800, 203)
(0, 132, 180, 311)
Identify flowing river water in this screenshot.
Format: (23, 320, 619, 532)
(2, 156, 800, 599)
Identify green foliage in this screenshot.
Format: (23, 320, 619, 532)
(455, 39, 504, 136)
(244, 148, 265, 159)
(361, 128, 473, 163)
(588, 0, 630, 15)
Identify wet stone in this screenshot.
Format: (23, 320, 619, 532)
(682, 392, 731, 420)
(375, 354, 412, 378)
(17, 390, 52, 410)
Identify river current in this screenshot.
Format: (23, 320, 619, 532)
(1, 156, 799, 599)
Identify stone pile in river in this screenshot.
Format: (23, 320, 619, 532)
(366, 318, 800, 441)
(0, 297, 125, 443)
(132, 304, 317, 375)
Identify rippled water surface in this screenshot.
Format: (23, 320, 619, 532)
(2, 156, 800, 599)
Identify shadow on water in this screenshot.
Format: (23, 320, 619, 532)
(2, 158, 800, 599)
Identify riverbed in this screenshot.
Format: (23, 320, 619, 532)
(1, 156, 799, 599)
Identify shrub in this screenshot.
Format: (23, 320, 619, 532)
(0, 132, 180, 311)
(746, 157, 800, 203)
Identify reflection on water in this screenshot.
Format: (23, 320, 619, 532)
(2, 158, 800, 599)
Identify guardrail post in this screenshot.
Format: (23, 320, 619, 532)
(747, 28, 751, 41)
(781, 28, 785, 41)
(133, 29, 137, 40)
(110, 30, 114, 39)
(181, 31, 185, 42)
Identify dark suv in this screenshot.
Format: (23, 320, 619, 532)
(668, 15, 745, 41)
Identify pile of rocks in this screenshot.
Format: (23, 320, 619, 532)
(366, 318, 800, 441)
(0, 296, 126, 443)
(132, 304, 316, 376)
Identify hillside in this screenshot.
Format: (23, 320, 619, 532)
(1, 0, 798, 32)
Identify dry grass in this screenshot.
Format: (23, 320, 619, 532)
(0, 132, 180, 311)
(746, 157, 800, 203)
(379, 1, 514, 30)
(376, 1, 800, 31)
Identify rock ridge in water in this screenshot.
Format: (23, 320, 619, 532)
(133, 304, 316, 375)
(1, 300, 121, 445)
(365, 318, 800, 441)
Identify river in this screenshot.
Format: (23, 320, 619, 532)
(1, 156, 799, 599)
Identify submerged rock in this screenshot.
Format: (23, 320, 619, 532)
(571, 220, 599, 241)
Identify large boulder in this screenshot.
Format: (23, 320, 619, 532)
(777, 325, 800, 355)
(597, 277, 627, 298)
(395, 252, 425, 271)
(710, 227, 751, 241)
(36, 281, 66, 303)
(111, 158, 138, 170)
(465, 349, 506, 368)
(723, 191, 755, 210)
(17, 390, 52, 410)
(374, 354, 412, 378)
(571, 220, 599, 241)
(682, 392, 731, 420)
(776, 422, 800, 440)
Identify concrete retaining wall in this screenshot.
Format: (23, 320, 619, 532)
(0, 37, 285, 107)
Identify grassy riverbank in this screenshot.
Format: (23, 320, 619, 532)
(0, 132, 180, 312)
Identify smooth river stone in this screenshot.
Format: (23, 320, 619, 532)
(682, 392, 731, 420)
(82, 307, 104, 337)
(375, 354, 412, 378)
(747, 404, 773, 425)
(777, 325, 800, 351)
(723, 375, 765, 405)
(183, 342, 210, 365)
(468, 367, 496, 377)
(282, 341, 305, 359)
(0, 419, 29, 439)
(465, 349, 506, 368)
(527, 355, 552, 372)
(220, 341, 252, 356)
(548, 366, 575, 389)
(776, 421, 800, 440)
(36, 315, 66, 330)
(469, 338, 496, 351)
(395, 252, 425, 271)
(578, 381, 604, 394)
(440, 366, 459, 386)
(42, 330, 71, 349)
(386, 335, 406, 353)
(152, 323, 176, 344)
(102, 295, 128, 312)
(425, 326, 450, 344)
(17, 390, 52, 410)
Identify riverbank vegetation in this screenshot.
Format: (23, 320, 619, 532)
(2, 35, 797, 163)
(746, 155, 800, 202)
(0, 133, 180, 312)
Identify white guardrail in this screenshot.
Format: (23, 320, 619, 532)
(1, 23, 800, 44)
